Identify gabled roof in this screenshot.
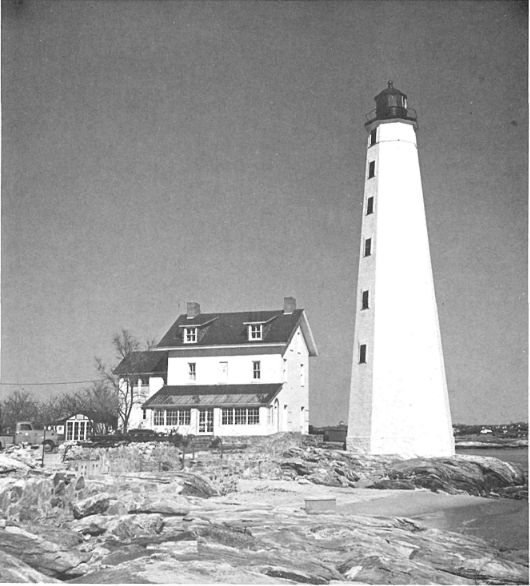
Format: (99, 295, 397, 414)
(157, 309, 318, 356)
(143, 384, 282, 409)
(113, 351, 168, 376)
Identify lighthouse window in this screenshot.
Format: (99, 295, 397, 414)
(361, 290, 370, 310)
(364, 238, 372, 257)
(368, 161, 375, 179)
(370, 130, 377, 146)
(359, 344, 367, 364)
(366, 197, 374, 215)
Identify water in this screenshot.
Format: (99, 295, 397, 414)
(443, 446, 529, 551)
(456, 446, 528, 472)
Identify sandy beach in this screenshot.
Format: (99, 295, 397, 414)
(221, 479, 529, 553)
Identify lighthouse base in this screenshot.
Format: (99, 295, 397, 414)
(346, 434, 455, 458)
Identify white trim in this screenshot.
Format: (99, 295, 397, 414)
(178, 317, 219, 328)
(157, 343, 286, 351)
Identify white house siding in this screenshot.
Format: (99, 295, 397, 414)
(278, 327, 310, 433)
(167, 353, 282, 386)
(127, 376, 165, 430)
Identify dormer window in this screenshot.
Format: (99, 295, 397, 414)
(184, 327, 197, 343)
(249, 324, 263, 341)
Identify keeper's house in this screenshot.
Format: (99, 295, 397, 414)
(115, 298, 317, 436)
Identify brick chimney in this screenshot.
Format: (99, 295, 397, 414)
(283, 297, 296, 314)
(187, 302, 201, 319)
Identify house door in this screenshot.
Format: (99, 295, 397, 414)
(198, 409, 214, 434)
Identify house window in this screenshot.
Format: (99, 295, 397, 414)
(359, 344, 367, 364)
(253, 361, 261, 380)
(300, 364, 305, 387)
(366, 196, 374, 215)
(188, 363, 196, 381)
(364, 237, 372, 257)
(249, 324, 263, 340)
(362, 290, 370, 310)
(370, 129, 377, 146)
(154, 410, 165, 426)
(166, 409, 191, 426)
(222, 408, 260, 425)
(184, 327, 197, 343)
(368, 161, 375, 179)
(142, 410, 146, 420)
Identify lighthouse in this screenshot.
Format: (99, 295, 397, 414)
(346, 82, 454, 457)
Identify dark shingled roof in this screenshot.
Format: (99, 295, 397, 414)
(143, 384, 282, 409)
(113, 351, 168, 376)
(157, 309, 317, 355)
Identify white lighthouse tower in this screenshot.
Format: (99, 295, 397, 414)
(346, 82, 454, 457)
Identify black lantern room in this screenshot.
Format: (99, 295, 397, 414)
(365, 81, 417, 128)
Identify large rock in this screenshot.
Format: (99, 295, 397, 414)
(128, 494, 190, 516)
(375, 456, 527, 497)
(0, 525, 90, 578)
(67, 556, 299, 584)
(20, 523, 84, 548)
(104, 513, 165, 543)
(71, 514, 111, 536)
(0, 549, 62, 583)
(72, 492, 111, 519)
(0, 454, 31, 473)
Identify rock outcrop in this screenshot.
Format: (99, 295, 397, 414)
(370, 455, 527, 498)
(279, 446, 527, 499)
(0, 436, 527, 584)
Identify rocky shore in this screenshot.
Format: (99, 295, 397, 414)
(0, 434, 527, 584)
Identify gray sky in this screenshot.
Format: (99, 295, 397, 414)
(2, 0, 527, 425)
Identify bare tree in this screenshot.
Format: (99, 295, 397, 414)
(95, 328, 155, 433)
(77, 381, 119, 434)
(0, 390, 39, 431)
(33, 394, 66, 428)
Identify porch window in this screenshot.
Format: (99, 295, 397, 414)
(221, 407, 260, 425)
(247, 408, 260, 424)
(222, 408, 234, 425)
(154, 410, 165, 426)
(166, 409, 191, 426)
